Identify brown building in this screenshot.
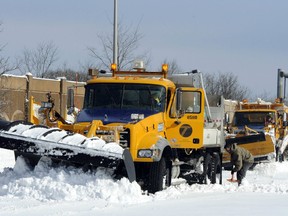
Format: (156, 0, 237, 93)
(0, 74, 85, 122)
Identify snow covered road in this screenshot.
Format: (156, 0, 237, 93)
(1, 149, 288, 216)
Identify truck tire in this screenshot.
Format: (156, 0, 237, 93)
(148, 157, 171, 193)
(200, 153, 211, 184)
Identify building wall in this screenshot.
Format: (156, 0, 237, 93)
(0, 74, 85, 121)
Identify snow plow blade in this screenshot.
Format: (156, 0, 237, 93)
(225, 132, 266, 145)
(0, 120, 136, 182)
(223, 132, 275, 167)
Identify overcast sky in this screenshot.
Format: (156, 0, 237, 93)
(1, 0, 288, 98)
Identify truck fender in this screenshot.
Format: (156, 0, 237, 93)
(152, 137, 172, 162)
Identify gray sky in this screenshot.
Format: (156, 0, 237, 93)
(1, 0, 288, 98)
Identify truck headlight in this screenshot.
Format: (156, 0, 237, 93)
(131, 113, 144, 120)
(138, 149, 153, 158)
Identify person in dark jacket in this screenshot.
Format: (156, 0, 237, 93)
(225, 142, 254, 185)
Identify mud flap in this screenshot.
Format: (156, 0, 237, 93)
(122, 149, 136, 182)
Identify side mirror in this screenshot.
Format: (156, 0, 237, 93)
(283, 113, 288, 127)
(175, 89, 184, 123)
(225, 112, 230, 124)
(67, 88, 75, 109)
(176, 89, 183, 112)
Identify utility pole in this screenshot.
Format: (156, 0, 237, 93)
(113, 0, 118, 66)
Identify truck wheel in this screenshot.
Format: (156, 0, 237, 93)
(199, 153, 211, 184)
(148, 157, 171, 193)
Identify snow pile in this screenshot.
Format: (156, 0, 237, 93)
(1, 148, 288, 215)
(1, 153, 288, 204)
(248, 162, 288, 193)
(0, 156, 146, 203)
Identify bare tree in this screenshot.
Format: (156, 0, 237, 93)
(0, 44, 10, 75)
(251, 90, 275, 102)
(158, 58, 249, 100)
(0, 22, 19, 116)
(162, 59, 182, 75)
(44, 68, 88, 82)
(19, 41, 58, 77)
(0, 23, 18, 75)
(203, 72, 249, 100)
(88, 22, 149, 71)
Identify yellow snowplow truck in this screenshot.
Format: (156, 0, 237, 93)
(0, 63, 225, 193)
(223, 98, 288, 167)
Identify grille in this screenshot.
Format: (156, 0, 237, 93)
(119, 128, 130, 148)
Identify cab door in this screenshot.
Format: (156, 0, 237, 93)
(166, 87, 205, 149)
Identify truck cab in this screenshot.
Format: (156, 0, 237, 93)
(75, 65, 225, 189)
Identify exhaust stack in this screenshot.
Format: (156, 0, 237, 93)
(277, 69, 288, 101)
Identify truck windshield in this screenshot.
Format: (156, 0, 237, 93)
(83, 83, 166, 113)
(233, 111, 275, 127)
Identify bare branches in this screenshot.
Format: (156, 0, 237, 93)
(203, 72, 249, 100)
(88, 22, 147, 71)
(0, 23, 18, 75)
(162, 59, 182, 75)
(19, 41, 58, 77)
(43, 68, 88, 82)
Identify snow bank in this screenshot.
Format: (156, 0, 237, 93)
(1, 148, 288, 215)
(0, 156, 146, 203)
(1, 153, 288, 205)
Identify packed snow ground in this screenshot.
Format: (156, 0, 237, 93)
(0, 149, 288, 216)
